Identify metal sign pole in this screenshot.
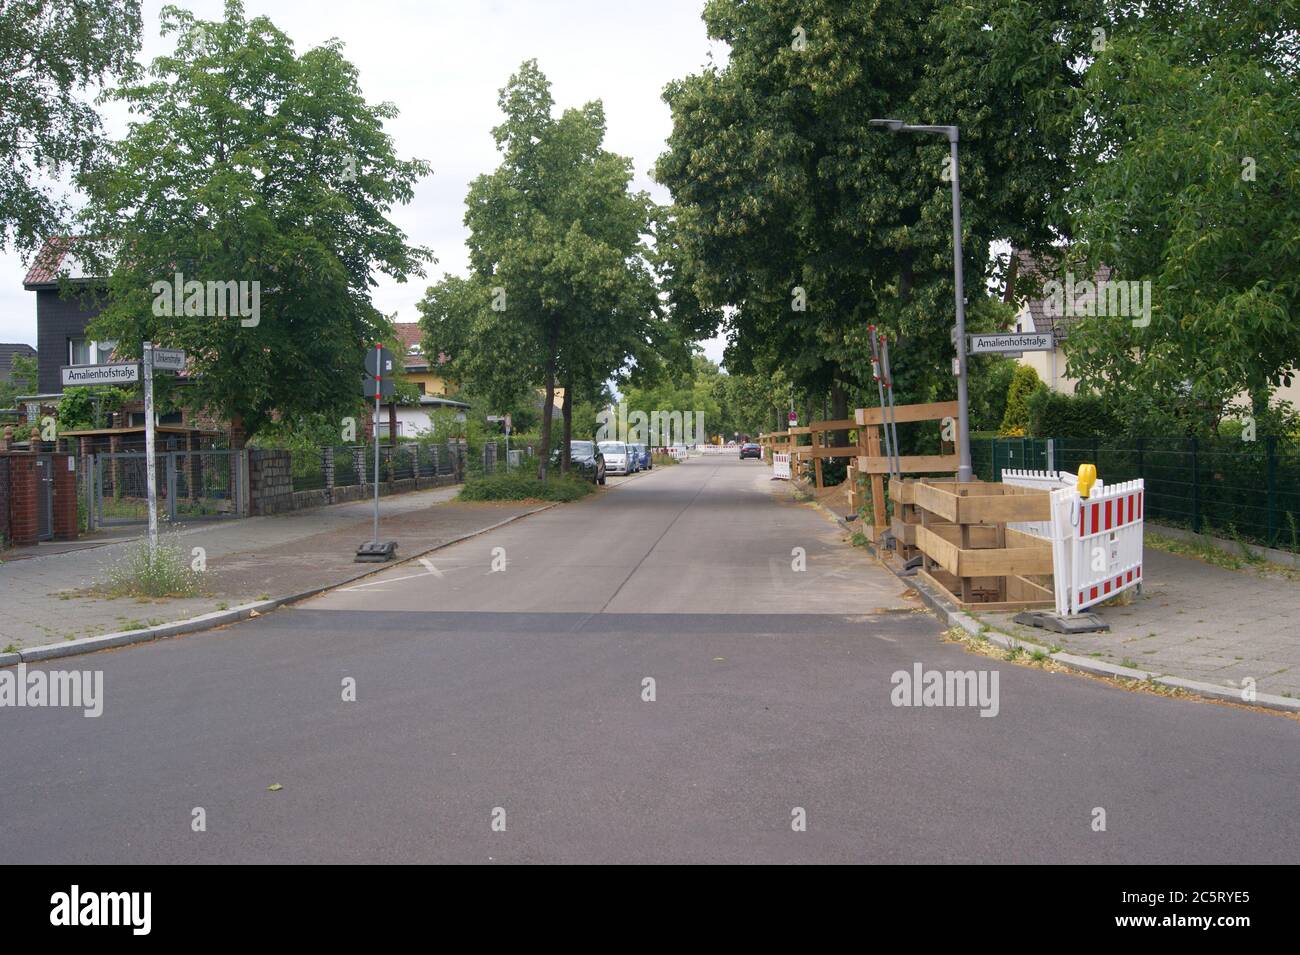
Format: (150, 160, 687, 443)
(880, 333, 902, 480)
(868, 326, 896, 480)
(142, 341, 158, 559)
(373, 345, 381, 545)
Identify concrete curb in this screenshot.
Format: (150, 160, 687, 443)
(810, 492, 1300, 715)
(3, 502, 560, 668)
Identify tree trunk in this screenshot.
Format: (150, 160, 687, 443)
(560, 376, 573, 476)
(537, 323, 558, 481)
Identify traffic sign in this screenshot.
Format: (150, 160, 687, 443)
(968, 332, 1054, 355)
(61, 363, 139, 387)
(788, 411, 797, 423)
(152, 348, 186, 372)
(364, 346, 396, 377)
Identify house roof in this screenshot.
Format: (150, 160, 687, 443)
(1011, 249, 1112, 341)
(0, 343, 36, 372)
(22, 237, 103, 288)
(392, 322, 448, 370)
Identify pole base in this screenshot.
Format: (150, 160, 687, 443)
(1012, 610, 1110, 634)
(355, 540, 398, 563)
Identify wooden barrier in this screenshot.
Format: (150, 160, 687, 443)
(907, 478, 1055, 611)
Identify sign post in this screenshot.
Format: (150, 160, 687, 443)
(142, 342, 158, 560)
(357, 344, 397, 562)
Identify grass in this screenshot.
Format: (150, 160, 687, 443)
(458, 472, 596, 503)
(1147, 530, 1300, 580)
(92, 540, 202, 599)
(651, 452, 679, 467)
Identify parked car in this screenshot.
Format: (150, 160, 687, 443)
(598, 440, 632, 475)
(740, 442, 762, 460)
(631, 442, 651, 470)
(552, 440, 606, 484)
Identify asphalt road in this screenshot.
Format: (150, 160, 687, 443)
(1, 456, 1296, 864)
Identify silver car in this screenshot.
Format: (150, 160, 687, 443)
(598, 441, 631, 475)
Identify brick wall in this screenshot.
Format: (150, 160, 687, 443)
(51, 453, 78, 540)
(5, 455, 38, 546)
(0, 456, 9, 544)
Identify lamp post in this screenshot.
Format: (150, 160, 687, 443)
(869, 118, 973, 482)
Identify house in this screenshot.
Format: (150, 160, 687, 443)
(385, 323, 467, 438)
(0, 343, 36, 383)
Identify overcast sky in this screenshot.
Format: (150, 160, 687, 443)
(1, 0, 729, 363)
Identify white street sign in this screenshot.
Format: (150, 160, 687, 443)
(61, 363, 140, 387)
(968, 332, 1054, 354)
(153, 348, 186, 372)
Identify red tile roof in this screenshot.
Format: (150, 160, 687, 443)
(23, 237, 72, 286)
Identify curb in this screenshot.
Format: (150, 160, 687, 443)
(3, 502, 560, 668)
(810, 491, 1300, 715)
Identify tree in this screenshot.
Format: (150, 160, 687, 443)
(655, 0, 1097, 444)
(1062, 1, 1300, 430)
(76, 0, 431, 445)
(999, 365, 1044, 436)
(420, 60, 658, 480)
(0, 353, 38, 409)
(0, 0, 142, 255)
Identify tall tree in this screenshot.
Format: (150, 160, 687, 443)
(1062, 1, 1300, 428)
(656, 0, 1097, 437)
(421, 60, 658, 480)
(0, 0, 142, 254)
(76, 0, 431, 444)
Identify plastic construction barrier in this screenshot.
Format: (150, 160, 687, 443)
(772, 452, 791, 480)
(1002, 468, 1141, 617)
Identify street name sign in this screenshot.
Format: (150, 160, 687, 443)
(152, 348, 187, 372)
(967, 332, 1054, 355)
(61, 363, 140, 387)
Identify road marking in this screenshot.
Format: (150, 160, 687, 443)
(419, 558, 444, 578)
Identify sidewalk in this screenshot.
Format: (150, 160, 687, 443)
(0, 486, 542, 650)
(985, 547, 1300, 699)
(792, 475, 1300, 701)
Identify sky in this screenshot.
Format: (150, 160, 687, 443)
(1, 0, 730, 364)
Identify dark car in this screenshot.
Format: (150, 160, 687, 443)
(554, 440, 606, 484)
(740, 442, 762, 460)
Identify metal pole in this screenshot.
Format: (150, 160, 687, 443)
(949, 134, 973, 482)
(143, 341, 158, 559)
(868, 326, 895, 478)
(880, 332, 902, 480)
(373, 390, 381, 544)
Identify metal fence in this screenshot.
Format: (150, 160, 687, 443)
(93, 450, 242, 526)
(971, 435, 1300, 550)
(286, 443, 467, 492)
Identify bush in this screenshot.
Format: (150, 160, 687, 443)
(95, 540, 202, 598)
(458, 473, 595, 502)
(1027, 389, 1121, 441)
(651, 452, 678, 467)
(999, 366, 1044, 436)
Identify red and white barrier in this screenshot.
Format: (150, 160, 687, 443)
(1002, 469, 1142, 617)
(772, 452, 791, 480)
(1060, 479, 1144, 615)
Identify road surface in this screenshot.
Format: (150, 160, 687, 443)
(1, 456, 1295, 863)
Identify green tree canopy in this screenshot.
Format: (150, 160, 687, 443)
(0, 0, 142, 254)
(419, 60, 659, 478)
(76, 0, 431, 444)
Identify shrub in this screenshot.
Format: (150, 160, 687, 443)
(95, 540, 202, 599)
(1027, 389, 1121, 441)
(458, 473, 595, 502)
(999, 366, 1044, 436)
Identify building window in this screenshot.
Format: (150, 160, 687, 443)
(417, 382, 426, 395)
(68, 338, 117, 365)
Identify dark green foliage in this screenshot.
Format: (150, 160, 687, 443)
(459, 473, 594, 502)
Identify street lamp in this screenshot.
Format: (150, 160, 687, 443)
(869, 118, 973, 482)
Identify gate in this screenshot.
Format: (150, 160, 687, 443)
(35, 454, 54, 541)
(94, 450, 243, 526)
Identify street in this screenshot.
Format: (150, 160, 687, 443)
(1, 456, 1295, 864)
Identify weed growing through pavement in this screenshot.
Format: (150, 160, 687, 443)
(94, 541, 201, 599)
